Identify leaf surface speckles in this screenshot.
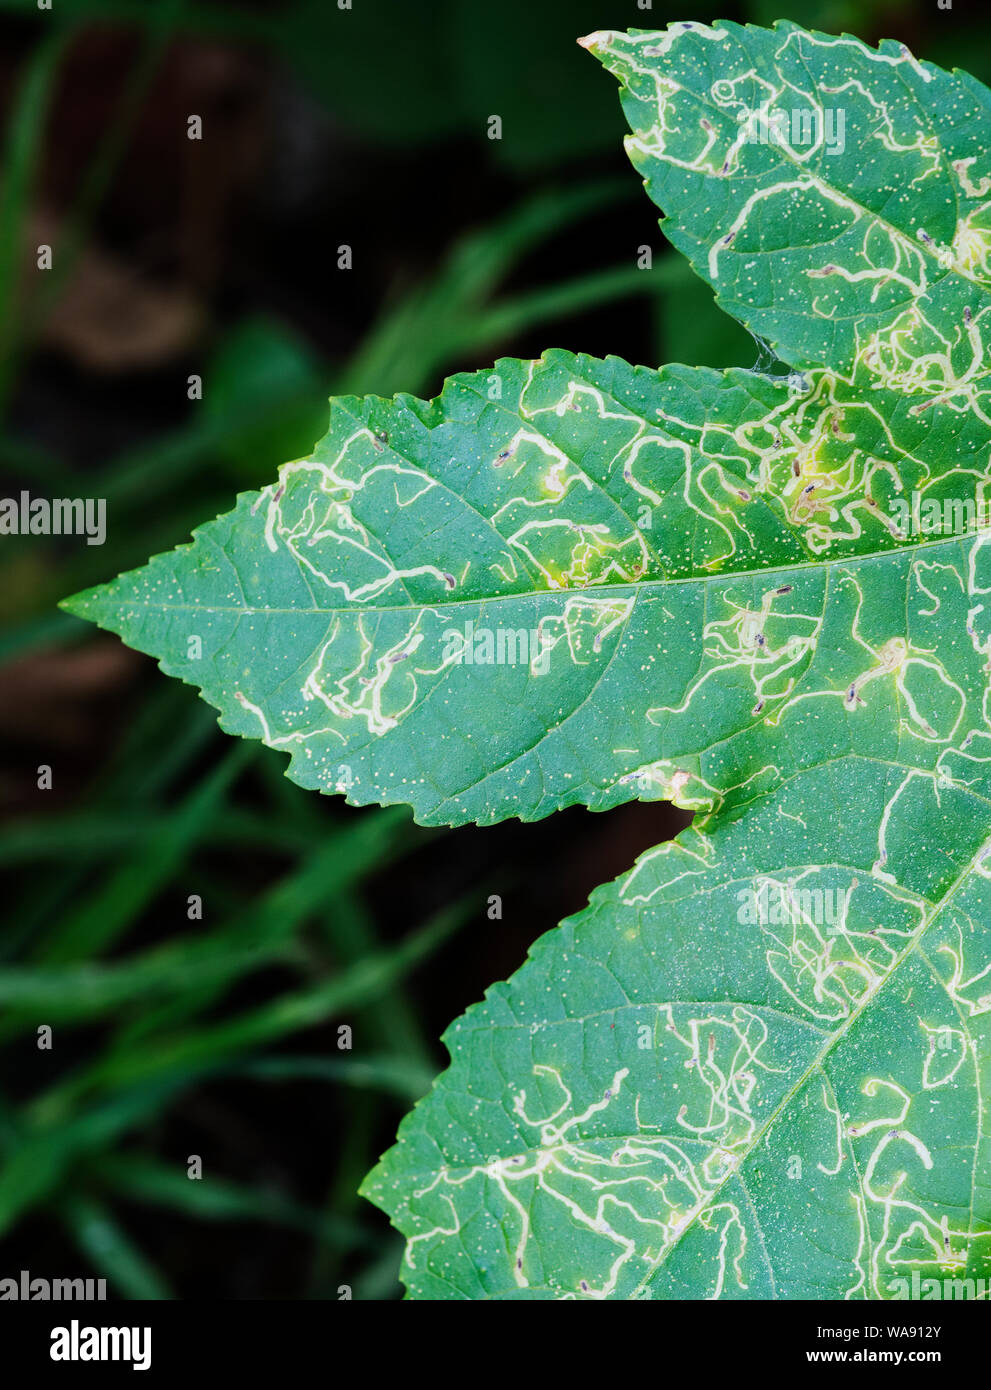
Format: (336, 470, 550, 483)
(363, 770, 991, 1298)
(586, 21, 991, 419)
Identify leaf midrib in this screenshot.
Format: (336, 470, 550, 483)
(72, 528, 986, 620)
(634, 841, 986, 1298)
(374, 833, 985, 1296)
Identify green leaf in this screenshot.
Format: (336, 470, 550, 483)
(58, 19, 991, 1299)
(362, 771, 991, 1299)
(585, 21, 991, 413)
(60, 351, 991, 826)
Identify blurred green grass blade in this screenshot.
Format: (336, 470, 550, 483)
(59, 1193, 172, 1300)
(0, 811, 418, 1026)
(0, 26, 69, 418)
(469, 258, 692, 345)
(3, 865, 92, 960)
(421, 179, 632, 308)
(0, 812, 166, 867)
(0, 805, 344, 867)
(96, 1154, 374, 1249)
(98, 687, 218, 805)
(0, 806, 418, 1043)
(337, 179, 633, 396)
(0, 802, 317, 964)
(38, 743, 252, 964)
(5, 701, 227, 957)
(254, 742, 328, 836)
(0, 941, 295, 1016)
(0, 905, 465, 1233)
(231, 1053, 434, 1102)
(0, 610, 78, 663)
(310, 1088, 374, 1291)
(319, 893, 431, 1068)
(73, 898, 471, 1091)
(105, 807, 420, 1044)
(0, 1091, 18, 1146)
(91, 422, 234, 505)
(0, 436, 71, 488)
(350, 1238, 405, 1301)
(0, 1076, 190, 1236)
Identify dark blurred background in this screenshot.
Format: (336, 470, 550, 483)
(0, 0, 984, 1300)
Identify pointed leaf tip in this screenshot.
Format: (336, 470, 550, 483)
(59, 590, 87, 618)
(577, 30, 613, 54)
